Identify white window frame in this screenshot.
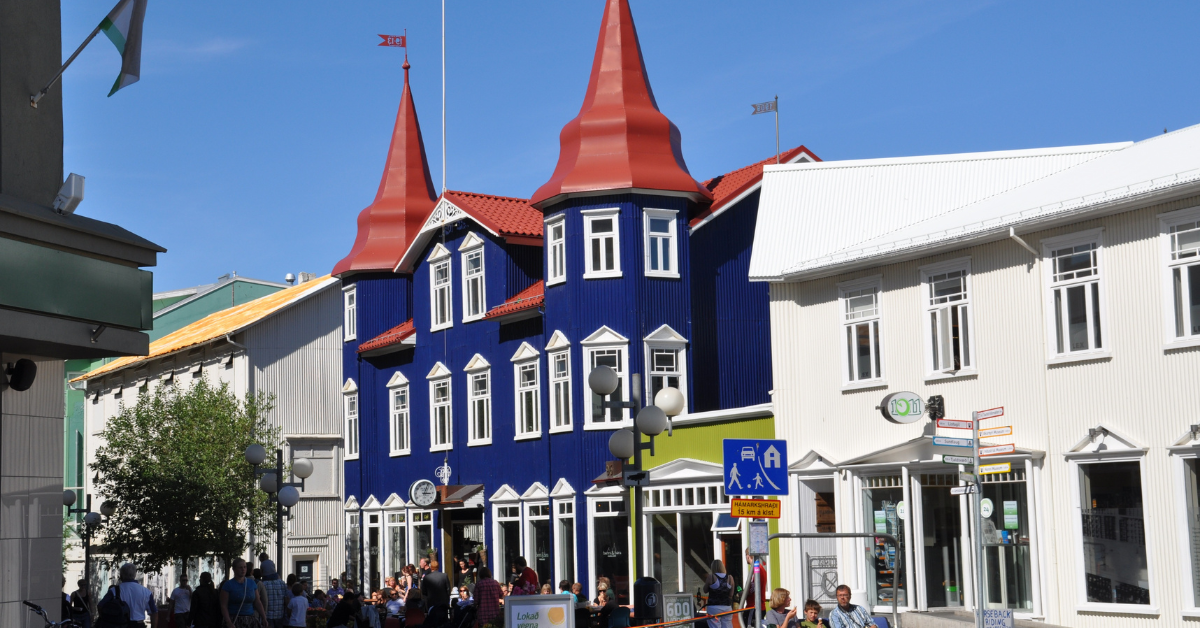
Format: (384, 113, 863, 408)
(553, 497, 578, 585)
(514, 355, 542, 441)
(343, 389, 359, 460)
(838, 275, 885, 389)
(919, 257, 977, 379)
(428, 369, 453, 452)
(643, 325, 688, 413)
(1042, 228, 1109, 364)
(549, 349, 573, 433)
(1159, 206, 1200, 349)
(524, 500, 552, 583)
(643, 208, 679, 279)
(582, 208, 622, 279)
(430, 246, 453, 331)
(1171, 444, 1200, 617)
(387, 375, 410, 457)
(467, 365, 492, 447)
(461, 237, 486, 322)
(1067, 451, 1157, 615)
(492, 499, 524, 575)
(343, 285, 357, 341)
(582, 327, 631, 429)
(586, 491, 633, 602)
(547, 215, 567, 286)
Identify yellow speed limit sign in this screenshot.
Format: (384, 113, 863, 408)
(730, 498, 781, 519)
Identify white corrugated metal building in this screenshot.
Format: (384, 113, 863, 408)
(751, 123, 1200, 626)
(77, 275, 346, 594)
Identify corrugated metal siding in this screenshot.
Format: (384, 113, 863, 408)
(769, 192, 1200, 626)
(689, 189, 773, 412)
(504, 242, 541, 300)
(750, 145, 1124, 280)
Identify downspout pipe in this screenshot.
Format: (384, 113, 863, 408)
(1009, 227, 1038, 257)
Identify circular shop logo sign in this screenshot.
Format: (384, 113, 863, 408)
(879, 392, 925, 424)
(981, 498, 994, 518)
(645, 593, 657, 607)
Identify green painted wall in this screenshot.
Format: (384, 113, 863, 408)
(152, 294, 191, 311)
(149, 281, 283, 341)
(630, 416, 783, 590)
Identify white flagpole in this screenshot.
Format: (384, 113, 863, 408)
(774, 95, 780, 164)
(442, 0, 447, 194)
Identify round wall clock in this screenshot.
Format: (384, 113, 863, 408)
(409, 479, 438, 508)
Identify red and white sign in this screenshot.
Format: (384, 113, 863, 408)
(979, 426, 1013, 439)
(937, 419, 972, 430)
(973, 407, 1004, 421)
(378, 34, 407, 47)
(979, 444, 1016, 457)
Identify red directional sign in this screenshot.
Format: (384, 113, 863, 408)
(937, 419, 972, 430)
(378, 34, 407, 47)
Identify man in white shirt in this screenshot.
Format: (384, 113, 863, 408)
(170, 574, 192, 628)
(116, 563, 159, 628)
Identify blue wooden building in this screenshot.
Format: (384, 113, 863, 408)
(334, 0, 818, 601)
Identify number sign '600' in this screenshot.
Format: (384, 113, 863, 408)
(664, 594, 695, 624)
(879, 392, 924, 424)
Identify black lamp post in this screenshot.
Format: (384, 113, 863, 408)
(587, 366, 685, 622)
(244, 445, 313, 572)
(63, 491, 116, 599)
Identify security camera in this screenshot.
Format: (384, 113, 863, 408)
(3, 359, 37, 392)
(53, 173, 85, 215)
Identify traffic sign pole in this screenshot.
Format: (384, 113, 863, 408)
(972, 411, 984, 628)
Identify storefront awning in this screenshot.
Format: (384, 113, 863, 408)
(436, 484, 485, 508)
(838, 435, 1044, 469)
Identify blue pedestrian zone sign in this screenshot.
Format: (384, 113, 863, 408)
(723, 439, 789, 496)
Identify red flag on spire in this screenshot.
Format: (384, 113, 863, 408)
(378, 34, 406, 47)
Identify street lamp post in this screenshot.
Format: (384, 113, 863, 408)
(587, 366, 685, 621)
(244, 445, 314, 572)
(63, 491, 116, 598)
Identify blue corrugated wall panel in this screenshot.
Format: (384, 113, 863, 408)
(689, 191, 773, 412)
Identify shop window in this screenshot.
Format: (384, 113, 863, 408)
(920, 259, 975, 376)
(1042, 229, 1106, 360)
(1160, 207, 1200, 345)
(979, 469, 1033, 610)
(839, 277, 883, 386)
(861, 475, 906, 607)
(412, 511, 434, 558)
(346, 513, 361, 584)
(388, 513, 407, 578)
(496, 505, 521, 576)
(557, 501, 576, 583)
(526, 503, 552, 584)
(1078, 460, 1149, 606)
(592, 498, 630, 604)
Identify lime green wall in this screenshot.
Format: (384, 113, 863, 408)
(631, 415, 783, 589)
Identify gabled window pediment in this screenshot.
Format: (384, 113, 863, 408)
(643, 324, 687, 344)
(342, 378, 358, 393)
(426, 362, 452, 380)
(511, 342, 540, 362)
(490, 483, 520, 502)
(545, 330, 571, 351)
(464, 353, 491, 372)
(427, 242, 451, 262)
(386, 371, 409, 388)
(458, 231, 485, 251)
(581, 325, 628, 346)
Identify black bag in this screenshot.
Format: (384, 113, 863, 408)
(96, 585, 131, 628)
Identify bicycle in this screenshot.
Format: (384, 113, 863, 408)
(22, 601, 83, 628)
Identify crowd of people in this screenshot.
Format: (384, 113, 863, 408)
(69, 549, 879, 628)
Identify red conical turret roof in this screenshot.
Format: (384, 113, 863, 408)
(529, 0, 713, 209)
(333, 59, 438, 277)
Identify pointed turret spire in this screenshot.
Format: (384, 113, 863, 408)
(530, 0, 712, 209)
(333, 57, 438, 277)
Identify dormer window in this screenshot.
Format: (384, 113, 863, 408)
(583, 209, 621, 279)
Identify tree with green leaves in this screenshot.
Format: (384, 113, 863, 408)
(91, 376, 280, 572)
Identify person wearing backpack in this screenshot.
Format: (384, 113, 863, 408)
(704, 560, 735, 628)
(97, 563, 158, 628)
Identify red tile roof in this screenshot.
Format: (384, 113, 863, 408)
(690, 146, 820, 228)
(333, 60, 438, 277)
(484, 280, 544, 320)
(357, 319, 415, 354)
(529, 0, 712, 208)
(443, 191, 543, 239)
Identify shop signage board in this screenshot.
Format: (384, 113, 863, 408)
(959, 472, 976, 483)
(505, 594, 575, 628)
(723, 439, 789, 496)
(979, 426, 1013, 438)
(879, 391, 925, 424)
(979, 462, 1012, 475)
(973, 407, 1004, 421)
(950, 485, 978, 496)
(1003, 501, 1020, 530)
(979, 444, 1016, 457)
(942, 454, 974, 465)
(983, 609, 1014, 628)
(730, 499, 781, 519)
(933, 436, 973, 448)
(663, 594, 695, 625)
(937, 419, 972, 430)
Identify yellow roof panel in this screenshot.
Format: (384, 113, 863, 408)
(74, 275, 337, 383)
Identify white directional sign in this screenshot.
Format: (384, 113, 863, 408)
(933, 436, 973, 448)
(941, 454, 974, 465)
(959, 472, 976, 483)
(950, 485, 979, 496)
(973, 407, 1004, 421)
(979, 443, 1016, 457)
(937, 419, 972, 430)
(979, 426, 1013, 438)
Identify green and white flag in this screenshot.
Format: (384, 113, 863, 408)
(99, 0, 148, 96)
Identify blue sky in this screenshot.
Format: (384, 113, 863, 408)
(61, 0, 1200, 291)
